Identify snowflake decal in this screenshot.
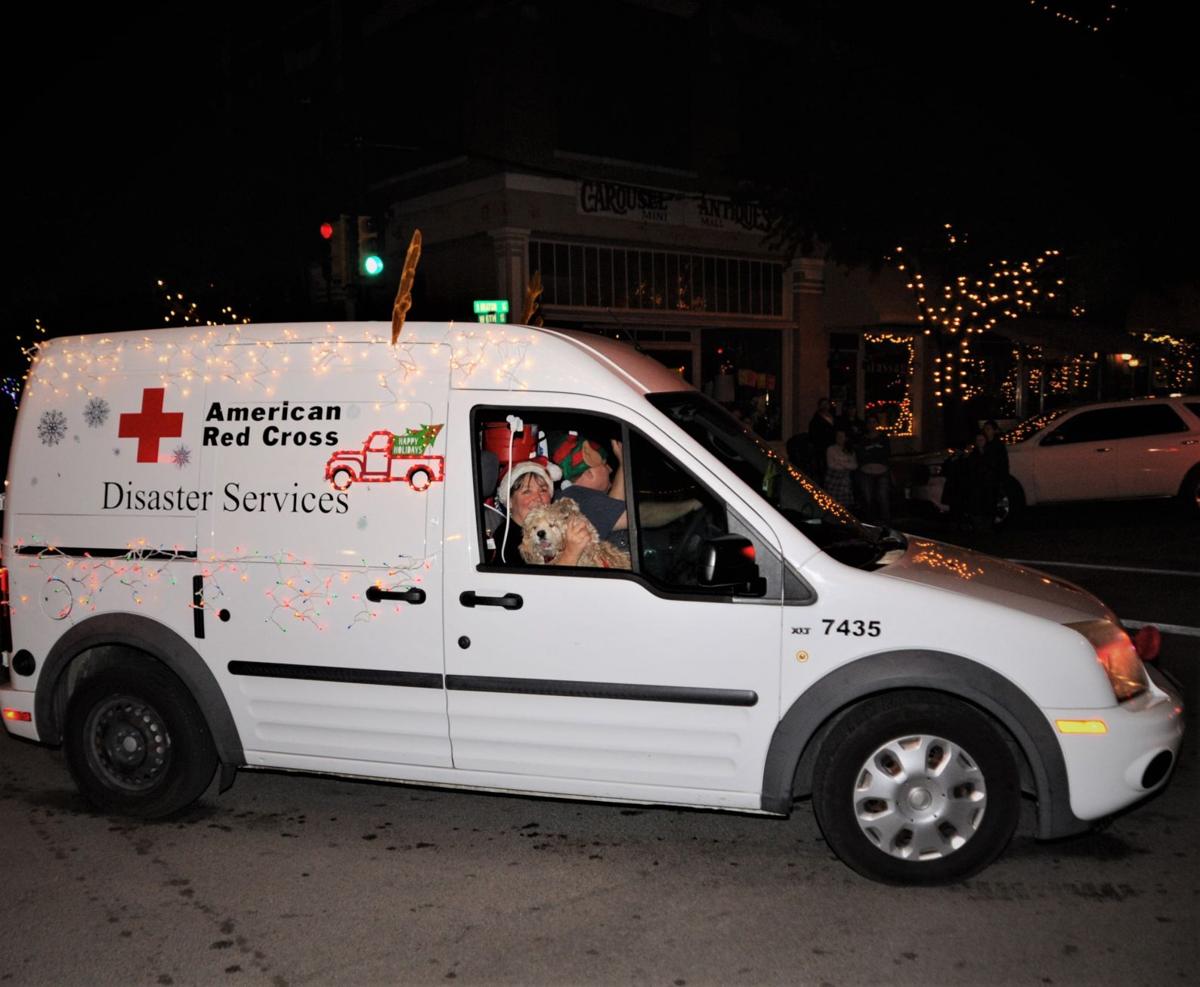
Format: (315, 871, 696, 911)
(170, 444, 192, 469)
(37, 410, 68, 446)
(83, 397, 110, 428)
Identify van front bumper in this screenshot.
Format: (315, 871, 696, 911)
(1048, 664, 1185, 822)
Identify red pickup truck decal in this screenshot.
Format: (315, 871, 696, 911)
(324, 425, 445, 492)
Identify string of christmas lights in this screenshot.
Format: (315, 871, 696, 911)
(1139, 332, 1197, 392)
(157, 279, 251, 328)
(1027, 0, 1122, 34)
(4, 319, 50, 408)
(17, 542, 430, 634)
(10, 322, 554, 636)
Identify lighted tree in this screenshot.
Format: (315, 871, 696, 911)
(888, 224, 1069, 439)
(156, 279, 251, 327)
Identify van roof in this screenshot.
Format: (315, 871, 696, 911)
(34, 321, 694, 397)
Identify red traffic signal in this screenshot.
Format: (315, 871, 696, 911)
(319, 221, 334, 240)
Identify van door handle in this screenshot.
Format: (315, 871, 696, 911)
(365, 586, 426, 605)
(1093, 447, 1112, 452)
(459, 591, 523, 610)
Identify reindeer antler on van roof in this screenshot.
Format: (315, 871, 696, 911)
(391, 228, 423, 345)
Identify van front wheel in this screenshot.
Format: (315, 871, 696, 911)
(64, 662, 217, 818)
(812, 693, 1019, 885)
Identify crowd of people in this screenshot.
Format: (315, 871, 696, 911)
(797, 398, 894, 521)
(791, 398, 1009, 529)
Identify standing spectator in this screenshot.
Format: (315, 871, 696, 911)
(824, 428, 857, 507)
(855, 414, 892, 521)
(964, 431, 1000, 530)
(837, 402, 866, 447)
(807, 398, 836, 482)
(982, 419, 1009, 491)
(973, 420, 1009, 529)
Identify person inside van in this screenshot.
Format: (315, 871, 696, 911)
(549, 432, 702, 554)
(492, 458, 590, 566)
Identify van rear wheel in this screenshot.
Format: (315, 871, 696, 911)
(812, 692, 1019, 885)
(64, 662, 217, 818)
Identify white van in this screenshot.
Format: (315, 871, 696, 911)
(0, 322, 1184, 885)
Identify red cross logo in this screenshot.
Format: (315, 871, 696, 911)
(119, 387, 184, 463)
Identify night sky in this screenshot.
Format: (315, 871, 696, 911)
(8, 1, 1197, 359)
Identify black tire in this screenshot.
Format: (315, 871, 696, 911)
(812, 692, 1020, 885)
(64, 662, 218, 818)
(997, 476, 1025, 527)
(1180, 464, 1200, 518)
(408, 467, 432, 491)
(330, 467, 354, 491)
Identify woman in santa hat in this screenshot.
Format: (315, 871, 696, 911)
(492, 457, 589, 566)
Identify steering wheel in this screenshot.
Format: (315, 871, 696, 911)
(665, 507, 718, 584)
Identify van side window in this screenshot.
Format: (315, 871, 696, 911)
(472, 409, 735, 590)
(627, 430, 729, 590)
(473, 408, 625, 568)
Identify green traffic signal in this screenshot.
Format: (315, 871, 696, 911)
(363, 255, 384, 277)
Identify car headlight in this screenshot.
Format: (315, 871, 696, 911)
(1068, 619, 1150, 701)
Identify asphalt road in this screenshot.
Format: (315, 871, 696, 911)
(1, 499, 1196, 986)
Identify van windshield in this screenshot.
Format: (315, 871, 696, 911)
(646, 392, 901, 568)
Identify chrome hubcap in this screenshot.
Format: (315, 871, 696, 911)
(853, 734, 987, 860)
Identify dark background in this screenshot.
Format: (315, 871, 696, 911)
(8, 1, 1197, 351)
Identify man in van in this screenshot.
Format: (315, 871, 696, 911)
(550, 432, 702, 553)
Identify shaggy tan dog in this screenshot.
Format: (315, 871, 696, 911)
(519, 499, 631, 569)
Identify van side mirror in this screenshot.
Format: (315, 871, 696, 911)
(700, 535, 767, 596)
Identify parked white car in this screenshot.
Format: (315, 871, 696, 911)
(911, 396, 1200, 519)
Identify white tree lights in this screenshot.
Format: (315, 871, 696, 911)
(890, 225, 1067, 408)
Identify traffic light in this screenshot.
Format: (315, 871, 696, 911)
(358, 215, 384, 277)
(319, 216, 353, 290)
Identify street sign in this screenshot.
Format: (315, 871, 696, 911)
(473, 299, 510, 323)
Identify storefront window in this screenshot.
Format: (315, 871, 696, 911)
(862, 333, 915, 436)
(701, 329, 782, 440)
(530, 240, 783, 317)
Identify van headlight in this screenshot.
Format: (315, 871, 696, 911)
(1068, 619, 1149, 701)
